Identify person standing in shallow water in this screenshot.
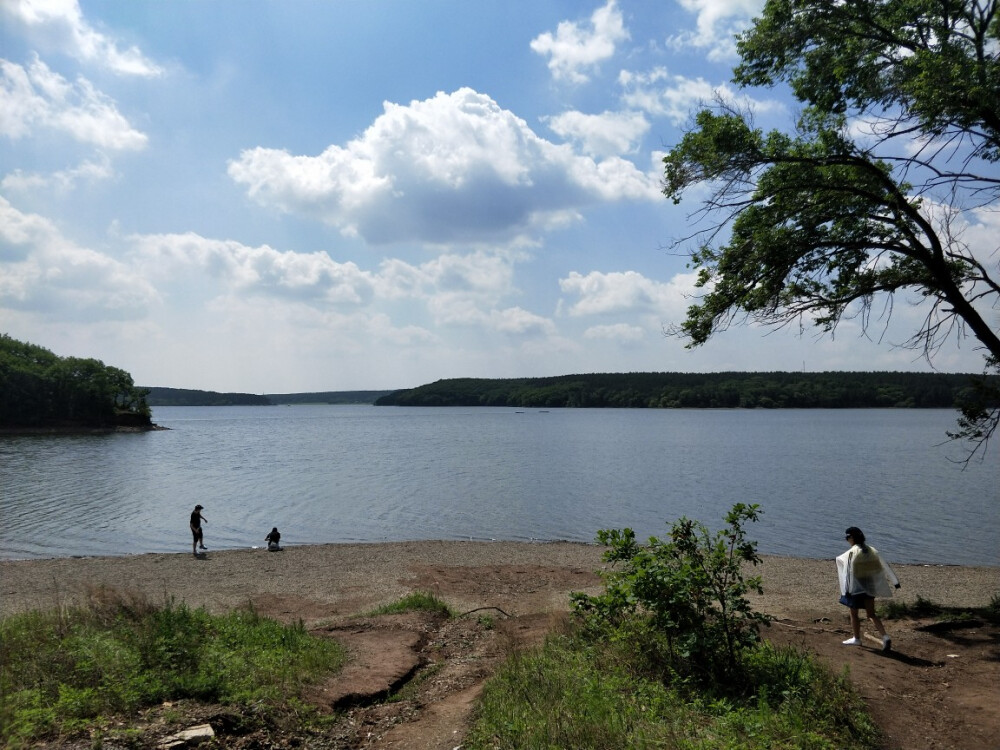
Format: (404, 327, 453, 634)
(190, 504, 207, 557)
(836, 526, 900, 651)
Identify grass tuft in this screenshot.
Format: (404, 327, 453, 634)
(366, 591, 453, 617)
(0, 589, 345, 747)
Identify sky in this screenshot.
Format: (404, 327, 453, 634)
(2, 0, 996, 393)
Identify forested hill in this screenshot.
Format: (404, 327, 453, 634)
(0, 334, 151, 429)
(375, 372, 997, 409)
(143, 387, 270, 407)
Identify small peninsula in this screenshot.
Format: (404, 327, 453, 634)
(0, 334, 153, 432)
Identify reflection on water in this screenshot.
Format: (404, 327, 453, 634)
(1, 405, 997, 565)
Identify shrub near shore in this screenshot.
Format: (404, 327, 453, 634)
(466, 505, 881, 749)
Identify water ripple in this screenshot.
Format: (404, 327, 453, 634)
(1, 406, 997, 564)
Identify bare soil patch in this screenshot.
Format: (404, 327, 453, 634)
(3, 543, 997, 749)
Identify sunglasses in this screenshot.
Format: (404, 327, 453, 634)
(845, 535, 852, 540)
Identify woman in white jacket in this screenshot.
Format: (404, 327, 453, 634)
(836, 526, 900, 651)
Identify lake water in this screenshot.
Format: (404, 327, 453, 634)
(1, 406, 997, 566)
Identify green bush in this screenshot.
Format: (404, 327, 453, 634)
(572, 503, 771, 693)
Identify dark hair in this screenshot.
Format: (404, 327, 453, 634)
(845, 526, 866, 546)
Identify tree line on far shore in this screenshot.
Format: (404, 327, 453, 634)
(375, 371, 998, 410)
(0, 334, 151, 429)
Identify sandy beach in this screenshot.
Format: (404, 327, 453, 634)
(2, 540, 996, 620)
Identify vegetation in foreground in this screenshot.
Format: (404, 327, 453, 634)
(366, 591, 455, 617)
(466, 504, 881, 749)
(880, 593, 1000, 625)
(0, 589, 345, 748)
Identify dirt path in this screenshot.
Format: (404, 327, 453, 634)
(3, 542, 998, 748)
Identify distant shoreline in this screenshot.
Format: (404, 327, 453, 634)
(0, 424, 167, 435)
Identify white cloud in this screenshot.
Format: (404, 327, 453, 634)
(619, 66, 782, 126)
(0, 196, 156, 320)
(559, 269, 699, 318)
(129, 232, 376, 307)
(584, 322, 646, 342)
(128, 231, 550, 340)
(0, 56, 148, 149)
(2, 154, 114, 193)
(490, 307, 557, 336)
(2, 0, 163, 77)
(544, 109, 649, 158)
(530, 0, 629, 83)
(668, 0, 763, 61)
(228, 88, 660, 246)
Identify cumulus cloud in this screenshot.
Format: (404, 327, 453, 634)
(559, 269, 699, 318)
(544, 109, 649, 158)
(490, 307, 557, 336)
(530, 0, 629, 83)
(668, 0, 762, 61)
(130, 232, 376, 307)
(128, 231, 550, 340)
(2, 0, 163, 77)
(228, 88, 660, 246)
(0, 56, 148, 149)
(0, 196, 156, 320)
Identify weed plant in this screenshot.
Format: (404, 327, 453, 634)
(880, 593, 1000, 624)
(367, 591, 453, 617)
(0, 588, 345, 747)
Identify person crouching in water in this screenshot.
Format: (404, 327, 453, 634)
(837, 526, 900, 651)
(265, 527, 282, 551)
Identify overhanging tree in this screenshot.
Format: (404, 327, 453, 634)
(664, 0, 1000, 453)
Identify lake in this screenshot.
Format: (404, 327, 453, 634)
(1, 406, 996, 565)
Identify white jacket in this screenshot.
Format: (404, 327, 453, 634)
(836, 544, 900, 598)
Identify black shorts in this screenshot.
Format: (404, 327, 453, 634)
(839, 592, 872, 608)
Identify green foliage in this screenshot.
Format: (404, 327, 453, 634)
(878, 593, 1000, 624)
(572, 504, 772, 692)
(0, 334, 151, 429)
(375, 371, 995, 409)
(662, 0, 1000, 449)
(468, 505, 880, 748)
(0, 591, 345, 746)
(367, 591, 454, 617)
(465, 633, 880, 749)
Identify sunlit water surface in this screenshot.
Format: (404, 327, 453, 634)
(1, 406, 996, 565)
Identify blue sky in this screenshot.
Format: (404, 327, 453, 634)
(1, 0, 993, 392)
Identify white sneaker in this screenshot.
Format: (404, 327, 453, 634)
(842, 637, 862, 646)
(882, 635, 892, 652)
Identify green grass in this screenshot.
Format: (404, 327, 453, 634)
(366, 591, 453, 617)
(0, 589, 346, 748)
(879, 593, 1000, 624)
(465, 631, 881, 750)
